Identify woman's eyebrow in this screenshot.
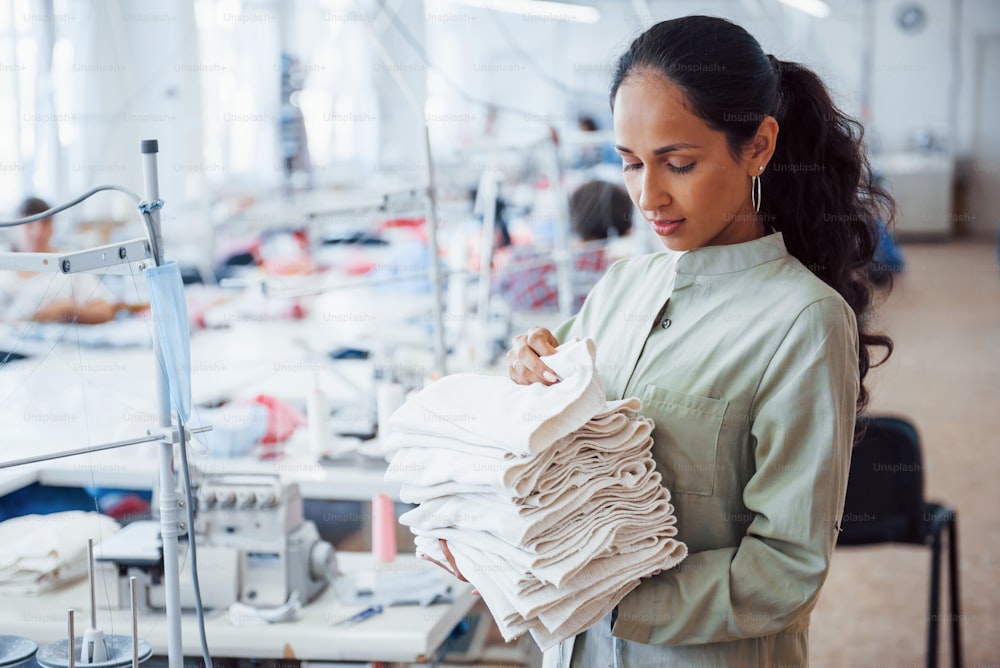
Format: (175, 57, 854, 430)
(615, 143, 700, 154)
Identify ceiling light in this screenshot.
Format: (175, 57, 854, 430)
(776, 0, 832, 19)
(451, 0, 600, 24)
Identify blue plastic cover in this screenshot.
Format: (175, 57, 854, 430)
(143, 261, 191, 423)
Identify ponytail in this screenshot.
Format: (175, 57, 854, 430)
(762, 57, 894, 412)
(610, 16, 894, 414)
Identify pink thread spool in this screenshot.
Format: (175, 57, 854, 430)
(371, 493, 397, 563)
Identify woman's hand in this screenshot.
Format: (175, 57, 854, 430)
(33, 298, 121, 325)
(507, 326, 561, 385)
(421, 539, 468, 582)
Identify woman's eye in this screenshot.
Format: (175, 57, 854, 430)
(622, 160, 694, 174)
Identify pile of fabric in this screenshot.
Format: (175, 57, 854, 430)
(384, 338, 686, 649)
(0, 511, 120, 594)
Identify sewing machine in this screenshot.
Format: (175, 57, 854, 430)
(96, 474, 336, 611)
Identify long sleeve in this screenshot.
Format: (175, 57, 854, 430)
(551, 258, 630, 346)
(552, 314, 578, 345)
(613, 296, 859, 645)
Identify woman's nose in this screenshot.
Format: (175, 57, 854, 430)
(638, 168, 670, 213)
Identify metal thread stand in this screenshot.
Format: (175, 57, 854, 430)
(140, 140, 185, 668)
(0, 140, 187, 668)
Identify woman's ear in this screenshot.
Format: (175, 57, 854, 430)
(745, 116, 779, 175)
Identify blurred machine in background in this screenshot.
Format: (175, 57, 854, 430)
(96, 474, 335, 611)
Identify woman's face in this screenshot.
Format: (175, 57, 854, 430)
(613, 70, 771, 251)
(21, 217, 53, 252)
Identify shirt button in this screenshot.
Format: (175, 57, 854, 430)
(661, 318, 672, 329)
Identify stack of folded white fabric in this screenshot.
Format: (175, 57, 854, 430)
(0, 511, 120, 594)
(384, 338, 687, 650)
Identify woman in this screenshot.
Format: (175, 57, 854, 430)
(442, 15, 894, 666)
(0, 197, 122, 324)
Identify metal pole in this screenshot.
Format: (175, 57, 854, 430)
(130, 576, 139, 668)
(475, 168, 499, 367)
(67, 609, 75, 668)
(544, 137, 574, 319)
(359, 10, 447, 376)
(141, 139, 183, 668)
(0, 426, 209, 470)
(87, 539, 97, 630)
(422, 126, 448, 376)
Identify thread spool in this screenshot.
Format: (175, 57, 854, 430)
(375, 382, 404, 441)
(306, 379, 330, 457)
(371, 493, 397, 564)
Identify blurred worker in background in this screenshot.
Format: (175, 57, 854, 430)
(0, 197, 126, 324)
(493, 180, 633, 312)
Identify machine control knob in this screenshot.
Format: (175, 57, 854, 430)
(309, 541, 338, 582)
(198, 491, 217, 509)
(237, 491, 257, 509)
(219, 492, 237, 508)
(258, 493, 279, 509)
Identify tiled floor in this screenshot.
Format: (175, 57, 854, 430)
(810, 240, 1000, 666)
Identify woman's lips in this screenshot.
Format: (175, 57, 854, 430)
(651, 218, 685, 236)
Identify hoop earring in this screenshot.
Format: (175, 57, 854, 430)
(751, 175, 762, 213)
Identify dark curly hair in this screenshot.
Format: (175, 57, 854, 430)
(610, 15, 894, 414)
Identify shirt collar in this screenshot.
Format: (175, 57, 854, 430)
(674, 232, 789, 276)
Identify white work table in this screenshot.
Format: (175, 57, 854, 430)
(0, 553, 476, 664)
(0, 313, 422, 502)
(2, 444, 401, 502)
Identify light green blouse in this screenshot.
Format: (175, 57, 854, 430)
(552, 233, 859, 667)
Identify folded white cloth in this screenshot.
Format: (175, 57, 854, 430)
(387, 416, 653, 500)
(387, 339, 608, 456)
(443, 531, 685, 648)
(387, 338, 687, 650)
(400, 455, 661, 547)
(0, 511, 120, 594)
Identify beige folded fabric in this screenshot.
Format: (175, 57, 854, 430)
(0, 511, 120, 595)
(443, 533, 686, 649)
(387, 339, 607, 456)
(387, 338, 687, 650)
(388, 415, 650, 489)
(398, 453, 658, 546)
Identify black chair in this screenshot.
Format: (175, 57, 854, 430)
(838, 415, 962, 668)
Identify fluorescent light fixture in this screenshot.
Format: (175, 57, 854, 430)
(451, 0, 600, 23)
(776, 0, 831, 19)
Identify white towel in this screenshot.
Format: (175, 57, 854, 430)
(0, 511, 120, 594)
(390, 419, 653, 503)
(442, 534, 685, 650)
(387, 338, 607, 456)
(399, 457, 663, 547)
(411, 486, 679, 589)
(413, 520, 622, 587)
(388, 338, 687, 649)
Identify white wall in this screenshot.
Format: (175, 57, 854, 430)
(54, 0, 206, 248)
(867, 0, 1000, 234)
(869, 0, 955, 153)
(869, 0, 1000, 157)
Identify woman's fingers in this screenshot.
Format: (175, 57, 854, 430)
(508, 327, 561, 385)
(525, 326, 560, 355)
(421, 542, 477, 593)
(438, 539, 468, 582)
(419, 553, 456, 577)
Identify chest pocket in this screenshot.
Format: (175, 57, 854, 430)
(639, 385, 728, 496)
